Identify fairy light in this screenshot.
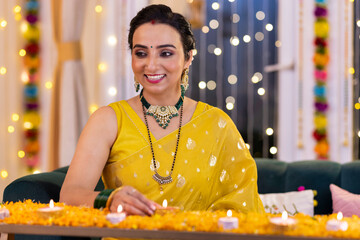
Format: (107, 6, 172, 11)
(12, 114, 19, 122)
(89, 104, 99, 114)
(214, 48, 222, 55)
(230, 36, 240, 46)
(18, 150, 25, 158)
(269, 146, 278, 154)
(202, 26, 209, 33)
(14, 13, 22, 21)
(19, 49, 26, 57)
(209, 19, 219, 29)
(33, 170, 41, 174)
(226, 96, 236, 104)
(275, 40, 282, 47)
(8, 126, 15, 133)
(228, 0, 235, 2)
(256, 11, 265, 20)
(0, 67, 7, 75)
(243, 35, 251, 43)
(24, 122, 33, 129)
(255, 32, 264, 41)
(349, 67, 355, 74)
(0, 19, 7, 28)
(107, 35, 117, 46)
(252, 75, 260, 83)
(357, 20, 360, 27)
(257, 88, 265, 96)
(21, 72, 29, 83)
(98, 63, 107, 72)
(13, 5, 21, 13)
(198, 81, 206, 89)
(226, 102, 234, 110)
(358, 131, 360, 138)
(207, 80, 217, 90)
(231, 14, 240, 23)
(265, 24, 274, 31)
(1, 170, 8, 179)
(228, 74, 237, 84)
(95, 5, 103, 13)
(45, 81, 53, 89)
(212, 2, 220, 10)
(266, 128, 274, 136)
(355, 103, 360, 110)
(192, 49, 198, 56)
(108, 87, 117, 96)
(20, 22, 28, 33)
(207, 44, 216, 53)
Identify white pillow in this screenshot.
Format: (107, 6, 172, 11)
(260, 190, 314, 216)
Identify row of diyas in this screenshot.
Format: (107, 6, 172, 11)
(0, 199, 350, 233)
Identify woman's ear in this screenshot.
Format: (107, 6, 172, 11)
(185, 50, 194, 68)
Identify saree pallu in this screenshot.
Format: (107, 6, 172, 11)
(103, 100, 264, 213)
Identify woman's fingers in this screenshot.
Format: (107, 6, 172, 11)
(110, 186, 156, 216)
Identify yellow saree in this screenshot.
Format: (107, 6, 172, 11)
(103, 100, 264, 213)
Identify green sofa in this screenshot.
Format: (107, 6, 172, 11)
(3, 159, 360, 239)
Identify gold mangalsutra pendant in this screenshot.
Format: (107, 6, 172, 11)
(152, 172, 173, 185)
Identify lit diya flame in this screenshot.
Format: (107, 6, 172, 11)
(117, 204, 123, 213)
(281, 211, 288, 221)
(49, 199, 54, 208)
(337, 212, 343, 221)
(227, 210, 232, 217)
(162, 199, 168, 208)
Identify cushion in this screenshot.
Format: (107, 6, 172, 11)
(260, 190, 314, 216)
(330, 184, 360, 217)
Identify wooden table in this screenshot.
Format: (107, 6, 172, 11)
(0, 224, 356, 240)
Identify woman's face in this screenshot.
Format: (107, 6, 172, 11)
(132, 23, 192, 97)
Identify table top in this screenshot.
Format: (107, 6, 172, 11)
(0, 224, 356, 240)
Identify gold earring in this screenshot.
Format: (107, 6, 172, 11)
(134, 78, 140, 92)
(181, 68, 189, 91)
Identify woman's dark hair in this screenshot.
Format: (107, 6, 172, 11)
(128, 4, 195, 61)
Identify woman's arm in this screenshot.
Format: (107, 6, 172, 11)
(59, 106, 159, 215)
(60, 106, 117, 207)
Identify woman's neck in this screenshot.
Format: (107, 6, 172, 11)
(141, 88, 182, 106)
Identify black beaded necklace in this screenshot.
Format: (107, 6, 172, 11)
(142, 103, 183, 186)
(140, 88, 184, 129)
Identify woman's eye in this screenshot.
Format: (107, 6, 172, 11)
(135, 51, 146, 57)
(160, 51, 173, 57)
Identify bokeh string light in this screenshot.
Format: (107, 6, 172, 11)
(22, 0, 41, 170)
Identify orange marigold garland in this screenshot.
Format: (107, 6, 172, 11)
(1, 201, 360, 239)
(23, 0, 41, 170)
(313, 0, 329, 159)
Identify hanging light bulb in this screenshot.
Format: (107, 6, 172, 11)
(256, 11, 265, 20)
(198, 81, 206, 89)
(95, 5, 103, 13)
(265, 24, 274, 31)
(228, 75, 237, 85)
(230, 36, 240, 46)
(202, 26, 209, 33)
(0, 67, 7, 75)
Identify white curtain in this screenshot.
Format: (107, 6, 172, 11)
(48, 0, 89, 169)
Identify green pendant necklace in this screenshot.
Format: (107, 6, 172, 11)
(139, 86, 185, 129)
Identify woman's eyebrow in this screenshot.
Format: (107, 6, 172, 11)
(133, 44, 176, 49)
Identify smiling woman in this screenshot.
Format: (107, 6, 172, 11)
(59, 4, 264, 223)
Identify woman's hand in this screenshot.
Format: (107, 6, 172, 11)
(109, 186, 160, 216)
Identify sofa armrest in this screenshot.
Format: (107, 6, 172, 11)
(3, 167, 104, 203)
(3, 171, 67, 203)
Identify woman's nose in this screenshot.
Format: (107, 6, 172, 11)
(145, 54, 157, 71)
